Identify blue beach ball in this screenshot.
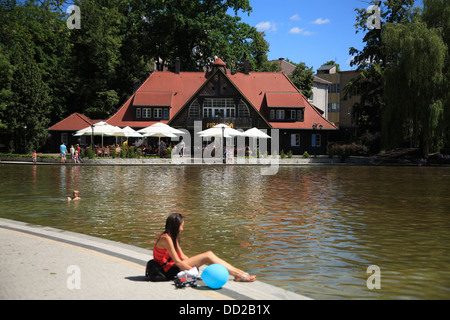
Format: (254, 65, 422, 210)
(201, 264, 229, 289)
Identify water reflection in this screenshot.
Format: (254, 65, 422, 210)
(0, 164, 449, 299)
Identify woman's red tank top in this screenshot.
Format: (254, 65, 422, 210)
(153, 239, 181, 272)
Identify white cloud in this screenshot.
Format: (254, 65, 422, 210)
(289, 27, 314, 36)
(290, 14, 301, 21)
(289, 27, 303, 34)
(256, 21, 277, 32)
(312, 18, 330, 25)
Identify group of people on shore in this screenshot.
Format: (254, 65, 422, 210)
(59, 142, 82, 163)
(58, 138, 177, 163)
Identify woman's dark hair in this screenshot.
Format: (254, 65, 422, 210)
(164, 213, 184, 253)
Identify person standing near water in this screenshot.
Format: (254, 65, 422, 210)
(60, 142, 67, 163)
(153, 213, 256, 282)
(178, 137, 185, 157)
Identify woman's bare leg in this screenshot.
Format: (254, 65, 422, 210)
(184, 251, 256, 281)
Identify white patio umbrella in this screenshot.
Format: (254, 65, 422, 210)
(242, 127, 271, 139)
(197, 124, 242, 163)
(197, 124, 243, 138)
(138, 122, 184, 136)
(110, 126, 143, 138)
(242, 128, 271, 157)
(108, 126, 143, 146)
(138, 123, 182, 156)
(74, 121, 121, 148)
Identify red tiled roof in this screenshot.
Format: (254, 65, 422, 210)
(265, 92, 307, 108)
(228, 72, 337, 130)
(107, 72, 206, 128)
(48, 113, 102, 131)
(133, 91, 172, 106)
(107, 64, 337, 131)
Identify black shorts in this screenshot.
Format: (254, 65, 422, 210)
(165, 265, 180, 280)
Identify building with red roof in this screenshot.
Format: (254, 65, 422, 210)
(49, 58, 337, 155)
(106, 58, 337, 155)
(48, 113, 102, 151)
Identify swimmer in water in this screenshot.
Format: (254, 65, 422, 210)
(67, 190, 81, 201)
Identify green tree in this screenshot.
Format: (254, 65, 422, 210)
(138, 0, 271, 72)
(69, 0, 124, 119)
(382, 12, 447, 154)
(288, 62, 314, 98)
(346, 0, 416, 138)
(0, 0, 70, 152)
(421, 0, 450, 149)
(7, 42, 52, 153)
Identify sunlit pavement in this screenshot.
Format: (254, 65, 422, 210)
(0, 218, 310, 300)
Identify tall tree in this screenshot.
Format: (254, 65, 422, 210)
(346, 0, 416, 138)
(421, 0, 450, 150)
(0, 0, 70, 152)
(382, 3, 448, 154)
(138, 0, 270, 72)
(69, 0, 124, 119)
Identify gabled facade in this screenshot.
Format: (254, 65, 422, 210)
(107, 58, 337, 155)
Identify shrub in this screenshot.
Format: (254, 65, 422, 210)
(302, 151, 310, 159)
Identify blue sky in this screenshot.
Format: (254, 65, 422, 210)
(233, 0, 390, 71)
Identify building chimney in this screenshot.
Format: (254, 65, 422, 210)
(175, 57, 180, 74)
(244, 58, 250, 75)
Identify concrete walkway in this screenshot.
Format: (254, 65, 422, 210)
(0, 218, 310, 300)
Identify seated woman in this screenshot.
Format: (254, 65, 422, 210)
(154, 213, 256, 282)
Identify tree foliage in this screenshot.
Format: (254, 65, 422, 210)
(382, 21, 446, 154)
(0, 0, 275, 153)
(346, 0, 449, 153)
(288, 62, 314, 98)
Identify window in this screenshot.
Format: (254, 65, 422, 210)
(328, 83, 340, 93)
(238, 101, 250, 118)
(203, 98, 236, 118)
(276, 110, 285, 120)
(154, 108, 162, 118)
(270, 109, 275, 120)
(163, 108, 169, 119)
(328, 103, 340, 113)
(312, 134, 321, 147)
(61, 133, 68, 146)
(142, 108, 151, 118)
(136, 108, 141, 119)
(188, 99, 201, 118)
(291, 134, 300, 147)
(297, 109, 304, 121)
(288, 110, 296, 120)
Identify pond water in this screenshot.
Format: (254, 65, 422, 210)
(0, 163, 449, 299)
